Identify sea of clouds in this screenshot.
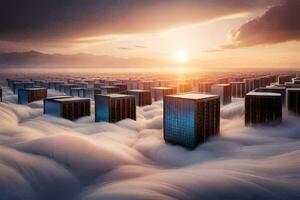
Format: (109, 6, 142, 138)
(0, 87, 300, 200)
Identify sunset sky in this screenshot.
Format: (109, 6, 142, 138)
(1, 0, 300, 69)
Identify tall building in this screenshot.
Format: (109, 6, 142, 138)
(163, 93, 220, 149)
(44, 96, 90, 120)
(127, 90, 152, 106)
(18, 88, 47, 104)
(255, 87, 286, 105)
(211, 84, 232, 105)
(231, 82, 246, 98)
(151, 87, 177, 101)
(0, 87, 2, 102)
(278, 75, 292, 85)
(287, 88, 300, 116)
(59, 84, 78, 95)
(100, 86, 120, 94)
(198, 82, 213, 93)
(245, 92, 282, 125)
(293, 77, 300, 84)
(95, 94, 136, 123)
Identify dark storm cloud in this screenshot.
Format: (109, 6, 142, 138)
(224, 0, 300, 48)
(0, 0, 279, 43)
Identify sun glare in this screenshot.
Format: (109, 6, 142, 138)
(173, 50, 188, 63)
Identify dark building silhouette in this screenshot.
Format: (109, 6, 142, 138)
(151, 87, 177, 101)
(278, 75, 292, 85)
(95, 94, 136, 123)
(100, 86, 120, 94)
(163, 93, 220, 149)
(255, 87, 286, 105)
(127, 90, 152, 106)
(211, 84, 231, 105)
(287, 89, 300, 116)
(245, 78, 260, 93)
(198, 82, 213, 93)
(231, 82, 246, 98)
(44, 96, 90, 120)
(18, 88, 47, 104)
(0, 87, 2, 102)
(245, 92, 282, 125)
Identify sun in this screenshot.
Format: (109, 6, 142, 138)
(173, 50, 188, 63)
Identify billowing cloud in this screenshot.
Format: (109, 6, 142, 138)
(0, 85, 300, 200)
(224, 0, 300, 48)
(0, 0, 279, 43)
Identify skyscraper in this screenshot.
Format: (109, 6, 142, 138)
(278, 75, 292, 85)
(245, 92, 282, 125)
(100, 86, 120, 94)
(95, 94, 136, 123)
(12, 82, 35, 94)
(0, 87, 2, 102)
(211, 84, 232, 105)
(255, 87, 286, 105)
(287, 88, 300, 116)
(127, 90, 152, 106)
(18, 88, 47, 104)
(163, 93, 220, 149)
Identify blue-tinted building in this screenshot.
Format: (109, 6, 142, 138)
(95, 94, 136, 123)
(163, 93, 220, 149)
(18, 88, 47, 104)
(44, 96, 90, 120)
(13, 82, 35, 94)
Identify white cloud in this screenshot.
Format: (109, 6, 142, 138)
(0, 87, 299, 200)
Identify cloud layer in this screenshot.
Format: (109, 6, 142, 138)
(224, 0, 300, 48)
(0, 0, 278, 43)
(0, 86, 300, 200)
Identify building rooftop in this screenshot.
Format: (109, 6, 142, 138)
(166, 93, 218, 100)
(128, 89, 150, 93)
(22, 87, 47, 91)
(52, 97, 90, 102)
(96, 94, 134, 99)
(151, 87, 173, 90)
(246, 92, 281, 97)
(100, 86, 118, 89)
(213, 84, 231, 87)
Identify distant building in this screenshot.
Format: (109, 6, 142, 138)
(114, 83, 128, 94)
(100, 86, 120, 94)
(138, 81, 155, 90)
(70, 88, 85, 97)
(293, 77, 300, 84)
(244, 79, 260, 93)
(13, 82, 35, 94)
(47, 81, 64, 90)
(59, 84, 78, 95)
(245, 92, 282, 125)
(211, 84, 232, 105)
(44, 96, 90, 120)
(83, 88, 101, 100)
(95, 94, 136, 123)
(198, 82, 213, 93)
(278, 75, 292, 85)
(255, 87, 286, 105)
(151, 87, 177, 101)
(287, 89, 300, 116)
(127, 90, 152, 106)
(163, 93, 220, 149)
(231, 82, 246, 98)
(178, 83, 192, 93)
(18, 88, 47, 104)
